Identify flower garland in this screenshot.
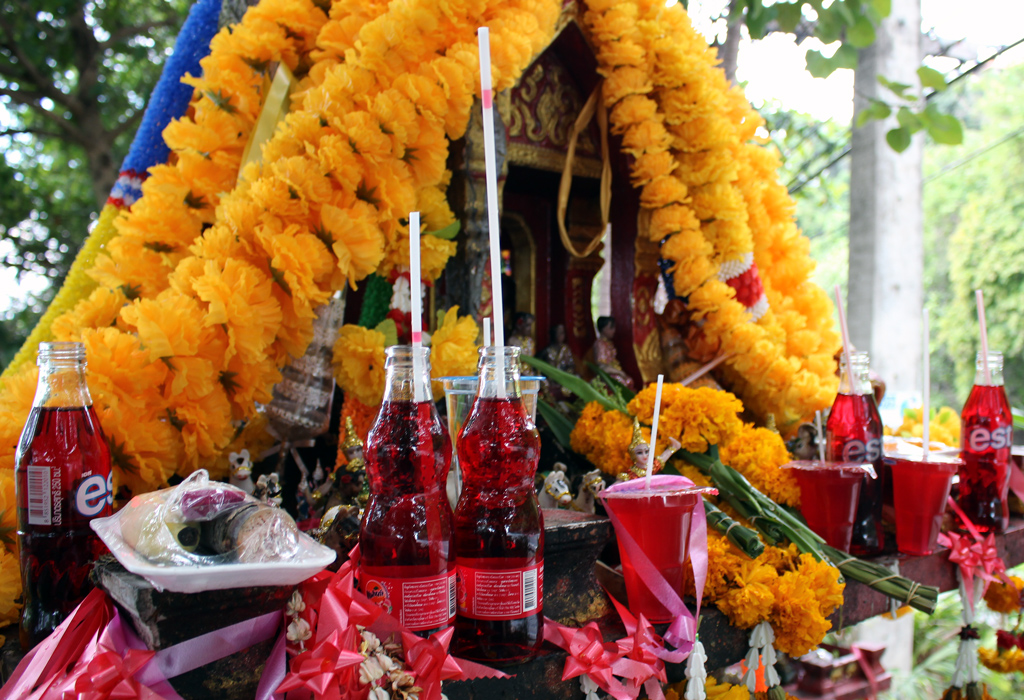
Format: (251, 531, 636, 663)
(0, 0, 561, 503)
(568, 383, 838, 656)
(580, 0, 840, 433)
(887, 405, 962, 447)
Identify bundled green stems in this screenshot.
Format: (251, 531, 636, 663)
(704, 500, 764, 559)
(684, 447, 939, 615)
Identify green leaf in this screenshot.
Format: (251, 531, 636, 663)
(520, 354, 625, 414)
(923, 109, 964, 145)
(833, 0, 855, 26)
(917, 65, 948, 92)
(868, 0, 891, 18)
(855, 99, 891, 128)
(775, 2, 803, 33)
(814, 8, 843, 44)
(806, 49, 837, 79)
(846, 14, 876, 48)
(429, 220, 460, 240)
(833, 43, 860, 70)
(375, 318, 399, 347)
(537, 399, 576, 450)
(897, 106, 923, 133)
(886, 126, 912, 152)
(878, 76, 912, 98)
(745, 0, 773, 39)
(586, 361, 637, 403)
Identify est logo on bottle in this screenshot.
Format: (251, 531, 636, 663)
(968, 426, 1012, 452)
(842, 437, 882, 463)
(76, 473, 113, 517)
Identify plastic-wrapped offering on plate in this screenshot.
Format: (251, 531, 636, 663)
(113, 470, 301, 566)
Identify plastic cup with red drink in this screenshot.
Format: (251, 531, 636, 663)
(599, 475, 716, 623)
(785, 461, 876, 552)
(890, 452, 961, 556)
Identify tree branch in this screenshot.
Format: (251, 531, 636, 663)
(0, 87, 88, 144)
(0, 127, 61, 139)
(0, 14, 81, 116)
(100, 19, 179, 49)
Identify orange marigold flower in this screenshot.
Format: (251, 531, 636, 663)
(984, 576, 1024, 614)
(334, 325, 387, 407)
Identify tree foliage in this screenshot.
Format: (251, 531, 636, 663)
(0, 0, 189, 360)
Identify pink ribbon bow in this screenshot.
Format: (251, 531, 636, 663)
(545, 621, 631, 699)
(276, 630, 365, 700)
(609, 598, 672, 700)
(71, 649, 162, 700)
(401, 628, 463, 700)
(939, 496, 1014, 608)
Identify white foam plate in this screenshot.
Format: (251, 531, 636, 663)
(91, 514, 336, 593)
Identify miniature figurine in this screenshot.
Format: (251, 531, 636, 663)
(538, 462, 573, 509)
(593, 316, 634, 389)
(540, 323, 578, 401)
(508, 312, 536, 357)
(228, 449, 255, 495)
(321, 416, 368, 512)
(788, 423, 821, 461)
(253, 472, 283, 507)
(572, 469, 606, 514)
(622, 418, 681, 481)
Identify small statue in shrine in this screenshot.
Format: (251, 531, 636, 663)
(538, 462, 573, 509)
(540, 323, 578, 401)
(622, 418, 681, 481)
(508, 312, 536, 356)
(228, 449, 255, 495)
(253, 472, 283, 507)
(593, 316, 634, 390)
(319, 416, 369, 512)
(571, 469, 606, 514)
(788, 423, 821, 461)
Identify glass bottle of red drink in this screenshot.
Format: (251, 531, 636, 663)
(359, 345, 456, 636)
(958, 351, 1013, 533)
(16, 342, 113, 650)
(454, 346, 543, 665)
(825, 351, 885, 556)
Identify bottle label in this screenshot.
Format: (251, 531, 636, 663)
(75, 473, 114, 517)
(26, 465, 54, 526)
(838, 437, 882, 463)
(456, 562, 543, 620)
(358, 569, 456, 631)
(966, 425, 1012, 453)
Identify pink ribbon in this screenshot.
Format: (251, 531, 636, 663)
(598, 475, 712, 658)
(402, 628, 464, 700)
(544, 621, 631, 700)
(276, 630, 365, 700)
(939, 496, 1014, 608)
(70, 648, 162, 700)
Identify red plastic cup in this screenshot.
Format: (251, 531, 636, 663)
(599, 475, 716, 622)
(890, 454, 961, 555)
(785, 461, 875, 552)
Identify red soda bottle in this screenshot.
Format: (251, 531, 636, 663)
(454, 346, 543, 665)
(16, 342, 113, 649)
(826, 351, 885, 556)
(359, 345, 456, 636)
(958, 351, 1013, 533)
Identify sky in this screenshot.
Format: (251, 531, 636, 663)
(3, 0, 1024, 315)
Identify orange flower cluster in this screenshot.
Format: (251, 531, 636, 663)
(569, 402, 635, 477)
(696, 534, 844, 657)
(581, 0, 840, 433)
(0, 0, 560, 502)
(983, 576, 1024, 614)
(719, 424, 800, 507)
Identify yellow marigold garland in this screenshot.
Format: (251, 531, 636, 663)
(984, 576, 1023, 614)
(580, 0, 840, 433)
(719, 424, 800, 508)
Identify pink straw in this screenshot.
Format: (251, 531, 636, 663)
(645, 375, 664, 492)
(976, 290, 991, 385)
(833, 285, 855, 382)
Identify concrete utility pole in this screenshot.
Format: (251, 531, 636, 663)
(848, 0, 923, 411)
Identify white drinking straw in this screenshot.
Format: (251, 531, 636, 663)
(833, 285, 854, 381)
(409, 211, 425, 403)
(815, 410, 826, 463)
(478, 27, 505, 398)
(483, 317, 491, 347)
(646, 374, 664, 492)
(922, 308, 930, 460)
(976, 289, 991, 385)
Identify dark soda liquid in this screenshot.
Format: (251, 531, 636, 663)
(959, 384, 1013, 533)
(826, 393, 885, 556)
(454, 396, 543, 665)
(360, 400, 454, 636)
(16, 406, 112, 650)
